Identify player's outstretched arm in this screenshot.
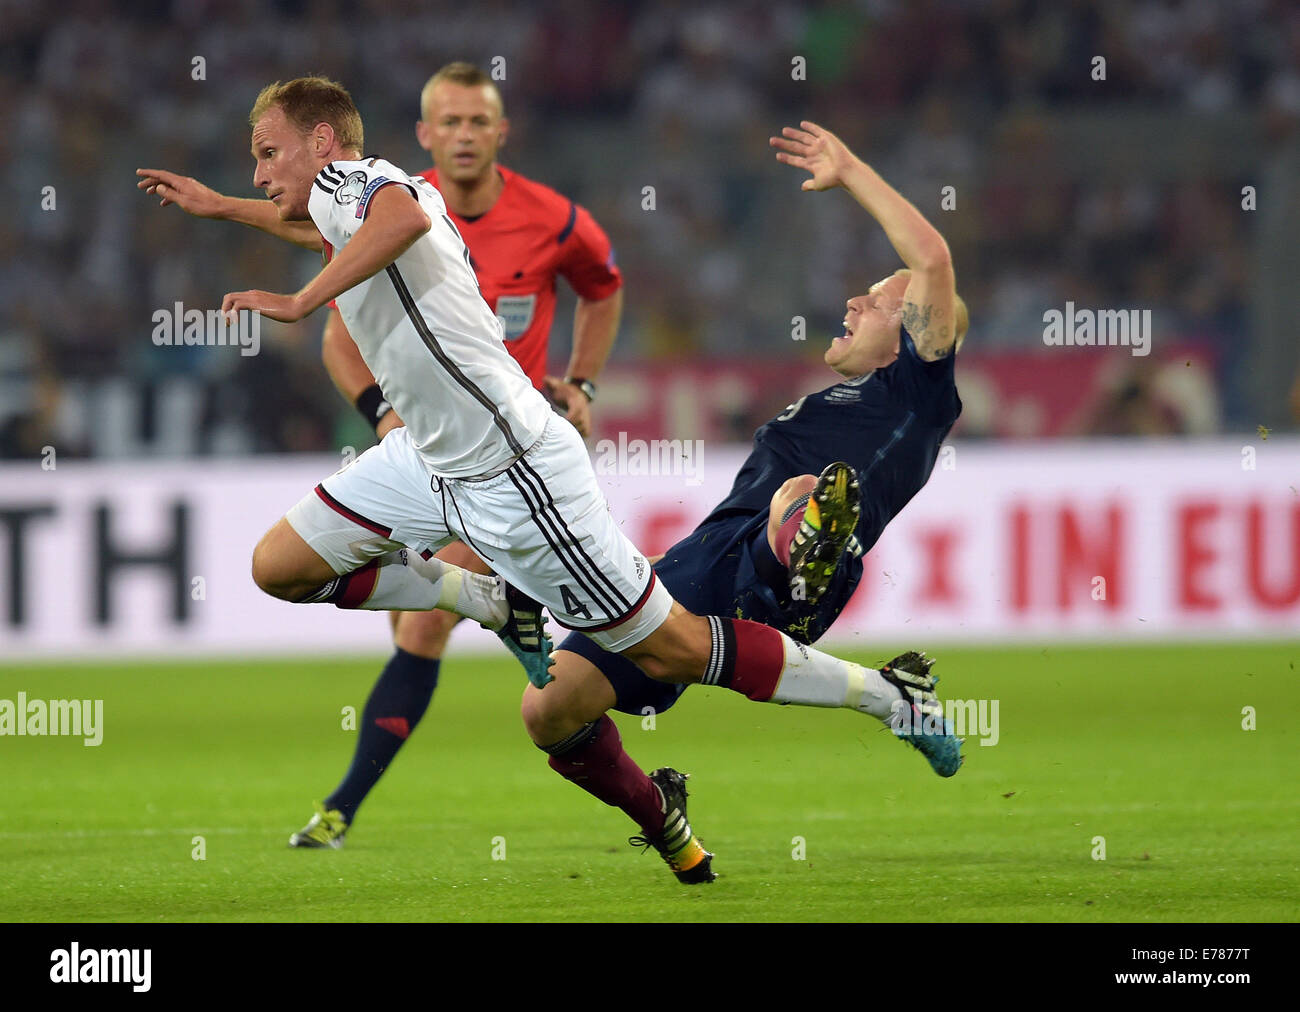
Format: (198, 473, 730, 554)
(770, 121, 958, 360)
(223, 184, 430, 323)
(136, 168, 324, 252)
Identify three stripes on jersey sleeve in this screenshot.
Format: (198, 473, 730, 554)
(313, 162, 346, 195)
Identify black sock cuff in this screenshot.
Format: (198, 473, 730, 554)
(539, 719, 600, 756)
(701, 616, 738, 688)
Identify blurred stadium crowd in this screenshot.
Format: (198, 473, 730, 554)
(2, 0, 1298, 457)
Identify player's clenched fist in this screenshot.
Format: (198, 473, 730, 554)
(136, 168, 229, 218)
(222, 290, 305, 324)
(769, 121, 860, 192)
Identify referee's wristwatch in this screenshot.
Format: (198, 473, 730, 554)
(565, 377, 597, 402)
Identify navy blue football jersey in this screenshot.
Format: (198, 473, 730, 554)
(706, 326, 961, 552)
(560, 326, 961, 715)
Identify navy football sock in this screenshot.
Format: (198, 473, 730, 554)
(324, 648, 440, 824)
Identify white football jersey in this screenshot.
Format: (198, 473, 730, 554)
(309, 157, 551, 479)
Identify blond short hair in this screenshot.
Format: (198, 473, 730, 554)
(249, 76, 363, 154)
(420, 62, 504, 121)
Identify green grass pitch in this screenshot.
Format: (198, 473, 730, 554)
(1, 643, 1296, 922)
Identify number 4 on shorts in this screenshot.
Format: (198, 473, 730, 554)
(560, 584, 591, 620)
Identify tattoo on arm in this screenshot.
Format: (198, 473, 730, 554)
(902, 299, 953, 360)
(901, 300, 932, 340)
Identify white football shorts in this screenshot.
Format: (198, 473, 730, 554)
(284, 415, 672, 652)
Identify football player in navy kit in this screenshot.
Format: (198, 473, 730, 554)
(520, 120, 969, 882)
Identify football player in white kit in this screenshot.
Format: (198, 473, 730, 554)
(209, 78, 952, 882)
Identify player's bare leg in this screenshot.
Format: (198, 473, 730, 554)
(393, 601, 462, 657)
(251, 516, 505, 621)
(520, 651, 616, 746)
(290, 542, 490, 848)
(766, 473, 819, 557)
(521, 651, 714, 884)
(267, 448, 561, 685)
(250, 518, 340, 601)
(253, 509, 552, 687)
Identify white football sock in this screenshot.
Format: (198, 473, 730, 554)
(770, 639, 904, 723)
(319, 551, 507, 628)
(399, 552, 507, 628)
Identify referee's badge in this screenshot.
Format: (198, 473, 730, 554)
(494, 294, 537, 341)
